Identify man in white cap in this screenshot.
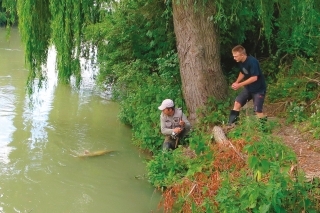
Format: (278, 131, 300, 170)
(158, 99, 191, 150)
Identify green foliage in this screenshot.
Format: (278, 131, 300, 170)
(116, 52, 181, 152)
(286, 102, 308, 123)
(1, 0, 17, 26)
(49, 0, 101, 85)
(244, 136, 296, 172)
(147, 132, 213, 188)
(259, 56, 279, 82)
(17, 0, 51, 91)
(188, 130, 209, 155)
(214, 0, 258, 48)
(152, 116, 320, 212)
(268, 76, 315, 104)
(14, 0, 102, 92)
(86, 0, 179, 152)
(266, 57, 320, 124)
(302, 101, 320, 139)
(0, 12, 5, 25)
(215, 0, 320, 71)
(147, 148, 192, 188)
(217, 121, 318, 213)
(275, 0, 320, 57)
(217, 171, 317, 213)
(197, 97, 232, 128)
(227, 115, 278, 140)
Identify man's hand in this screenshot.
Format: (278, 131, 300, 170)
(232, 76, 257, 90)
(173, 127, 182, 134)
(179, 120, 185, 127)
(231, 82, 241, 90)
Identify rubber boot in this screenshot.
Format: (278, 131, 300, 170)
(162, 140, 175, 151)
(162, 142, 171, 151)
(228, 110, 240, 126)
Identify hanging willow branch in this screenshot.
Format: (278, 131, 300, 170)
(4, 0, 105, 92)
(17, 0, 51, 91)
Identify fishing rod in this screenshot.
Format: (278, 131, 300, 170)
(174, 86, 185, 148)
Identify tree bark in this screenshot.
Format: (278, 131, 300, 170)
(172, 0, 228, 124)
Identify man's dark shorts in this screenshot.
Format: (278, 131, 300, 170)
(235, 88, 266, 113)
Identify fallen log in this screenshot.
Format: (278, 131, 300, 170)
(212, 126, 229, 145)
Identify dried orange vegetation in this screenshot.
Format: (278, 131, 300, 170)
(160, 139, 248, 213)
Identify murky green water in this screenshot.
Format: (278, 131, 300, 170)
(0, 28, 160, 213)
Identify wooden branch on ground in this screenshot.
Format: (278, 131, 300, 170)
(304, 76, 320, 85)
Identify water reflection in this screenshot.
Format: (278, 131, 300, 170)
(22, 47, 57, 149)
(0, 66, 16, 165)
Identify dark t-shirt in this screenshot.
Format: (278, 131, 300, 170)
(239, 55, 267, 93)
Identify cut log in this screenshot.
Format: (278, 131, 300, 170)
(212, 125, 246, 161)
(212, 126, 228, 145)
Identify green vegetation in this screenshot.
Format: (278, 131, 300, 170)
(91, 1, 320, 211)
(2, 0, 320, 211)
(85, 0, 180, 153)
(0, 0, 17, 27)
(151, 117, 320, 212)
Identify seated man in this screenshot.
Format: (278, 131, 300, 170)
(158, 99, 191, 150)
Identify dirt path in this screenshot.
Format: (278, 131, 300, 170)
(244, 102, 320, 179)
(274, 121, 320, 179)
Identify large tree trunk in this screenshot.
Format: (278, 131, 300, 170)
(172, 0, 228, 124)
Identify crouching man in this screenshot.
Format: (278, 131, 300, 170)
(158, 99, 191, 150)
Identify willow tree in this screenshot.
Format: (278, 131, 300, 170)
(172, 0, 227, 123)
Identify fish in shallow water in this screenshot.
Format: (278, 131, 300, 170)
(76, 150, 114, 158)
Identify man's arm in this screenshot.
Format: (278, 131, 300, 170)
(180, 113, 191, 131)
(160, 114, 174, 135)
(231, 72, 245, 90)
(235, 72, 245, 83)
(238, 76, 257, 87)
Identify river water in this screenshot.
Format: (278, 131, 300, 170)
(0, 28, 160, 213)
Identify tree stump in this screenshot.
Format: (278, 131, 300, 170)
(212, 126, 228, 145)
(211, 125, 246, 160)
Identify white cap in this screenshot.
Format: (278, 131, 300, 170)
(158, 99, 174, 110)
